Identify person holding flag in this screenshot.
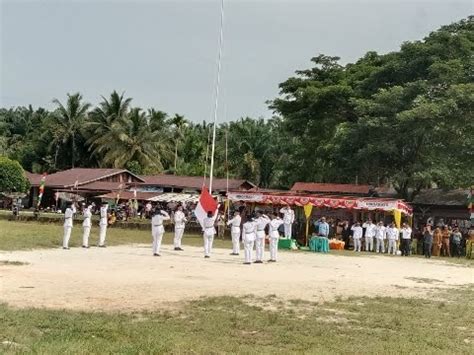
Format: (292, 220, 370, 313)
(194, 186, 218, 258)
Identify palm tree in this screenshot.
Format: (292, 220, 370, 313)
(86, 91, 132, 162)
(51, 93, 91, 168)
(170, 114, 188, 174)
(92, 108, 171, 171)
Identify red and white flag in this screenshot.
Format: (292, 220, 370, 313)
(194, 186, 218, 229)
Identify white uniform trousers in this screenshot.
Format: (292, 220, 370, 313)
(174, 227, 184, 248)
(243, 235, 255, 263)
(353, 238, 362, 252)
(387, 240, 397, 255)
(152, 227, 164, 254)
(269, 237, 278, 261)
(82, 226, 91, 247)
(283, 223, 292, 239)
(99, 224, 107, 246)
(375, 238, 385, 253)
(231, 228, 241, 254)
(63, 226, 72, 248)
(203, 231, 214, 256)
(365, 236, 374, 251)
(255, 231, 266, 261)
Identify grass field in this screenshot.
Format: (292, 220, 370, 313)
(1, 286, 473, 354)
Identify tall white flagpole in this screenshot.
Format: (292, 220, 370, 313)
(209, 0, 225, 194)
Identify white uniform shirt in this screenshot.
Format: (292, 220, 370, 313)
(203, 215, 217, 236)
(351, 225, 363, 239)
(227, 215, 241, 231)
(401, 227, 412, 240)
(64, 207, 74, 227)
(174, 210, 187, 229)
(82, 208, 92, 227)
(99, 206, 108, 226)
(269, 218, 284, 239)
(255, 215, 270, 232)
(386, 227, 399, 241)
(242, 220, 257, 241)
(152, 211, 170, 231)
(363, 222, 376, 238)
(375, 225, 386, 240)
(280, 208, 295, 224)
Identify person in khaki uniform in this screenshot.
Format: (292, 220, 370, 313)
(441, 226, 451, 257)
(432, 227, 442, 256)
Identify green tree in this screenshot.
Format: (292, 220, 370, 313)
(0, 156, 30, 193)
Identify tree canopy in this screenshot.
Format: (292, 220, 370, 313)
(0, 17, 472, 199)
(0, 156, 30, 194)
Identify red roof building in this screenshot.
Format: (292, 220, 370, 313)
(291, 182, 373, 196)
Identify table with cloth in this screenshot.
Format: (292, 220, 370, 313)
(329, 239, 345, 250)
(309, 236, 329, 253)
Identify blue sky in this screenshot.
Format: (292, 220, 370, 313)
(1, 0, 472, 122)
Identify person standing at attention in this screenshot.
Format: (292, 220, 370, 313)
(98, 201, 108, 248)
(441, 225, 451, 257)
(401, 223, 412, 256)
(203, 210, 218, 258)
(82, 205, 92, 248)
(363, 219, 376, 252)
(227, 211, 242, 255)
(351, 222, 363, 252)
(62, 201, 76, 249)
(386, 223, 399, 255)
(315, 217, 329, 238)
(423, 224, 433, 258)
(451, 227, 462, 257)
(254, 211, 270, 264)
(151, 209, 170, 256)
(279, 206, 295, 239)
(374, 221, 386, 253)
(242, 215, 257, 265)
(268, 213, 284, 262)
(173, 205, 187, 251)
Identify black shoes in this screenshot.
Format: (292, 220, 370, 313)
(82, 245, 89, 249)
(268, 260, 276, 263)
(204, 255, 210, 258)
(243, 262, 251, 265)
(174, 247, 184, 251)
(98, 245, 106, 248)
(153, 253, 161, 257)
(230, 253, 239, 256)
(254, 260, 263, 264)
(62, 247, 69, 250)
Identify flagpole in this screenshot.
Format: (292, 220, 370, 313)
(209, 0, 225, 194)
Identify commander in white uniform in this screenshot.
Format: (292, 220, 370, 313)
(374, 221, 386, 253)
(386, 223, 399, 255)
(173, 206, 187, 251)
(242, 216, 257, 264)
(254, 211, 270, 263)
(151, 209, 170, 256)
(62, 202, 76, 249)
(82, 205, 92, 248)
(268, 213, 284, 262)
(227, 211, 242, 255)
(363, 219, 376, 252)
(351, 222, 363, 252)
(279, 206, 295, 239)
(98, 202, 108, 247)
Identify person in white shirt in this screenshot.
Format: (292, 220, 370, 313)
(351, 222, 363, 252)
(82, 205, 92, 248)
(268, 213, 284, 262)
(400, 223, 412, 256)
(98, 202, 109, 247)
(173, 205, 187, 251)
(203, 210, 218, 258)
(386, 223, 399, 255)
(362, 219, 376, 252)
(227, 211, 242, 255)
(62, 202, 76, 249)
(279, 206, 295, 239)
(254, 211, 270, 263)
(151, 209, 170, 256)
(374, 221, 386, 253)
(242, 216, 257, 264)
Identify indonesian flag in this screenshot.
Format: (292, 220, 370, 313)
(194, 186, 218, 229)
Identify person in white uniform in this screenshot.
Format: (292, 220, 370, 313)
(98, 202, 108, 247)
(400, 223, 412, 256)
(203, 210, 218, 258)
(82, 205, 92, 248)
(254, 211, 270, 263)
(151, 209, 170, 256)
(351, 222, 363, 252)
(242, 216, 257, 264)
(386, 223, 399, 255)
(268, 213, 284, 262)
(227, 211, 242, 255)
(62, 202, 76, 249)
(173, 205, 187, 251)
(374, 221, 386, 253)
(279, 206, 295, 239)
(362, 219, 376, 252)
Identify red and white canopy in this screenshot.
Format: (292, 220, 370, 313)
(227, 191, 412, 216)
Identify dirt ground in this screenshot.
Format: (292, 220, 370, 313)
(1, 245, 472, 312)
